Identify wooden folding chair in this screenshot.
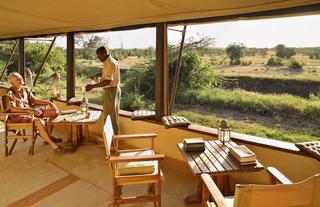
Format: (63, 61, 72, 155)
(201, 167, 320, 207)
(102, 115, 165, 207)
(0, 86, 37, 156)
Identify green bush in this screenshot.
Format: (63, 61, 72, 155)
(266, 56, 283, 66)
(241, 60, 252, 66)
(121, 88, 147, 111)
(288, 59, 303, 70)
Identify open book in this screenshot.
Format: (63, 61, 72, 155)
(229, 145, 256, 163)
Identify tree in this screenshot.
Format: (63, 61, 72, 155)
(275, 44, 296, 59)
(75, 34, 109, 59)
(3, 41, 66, 79)
(226, 43, 245, 65)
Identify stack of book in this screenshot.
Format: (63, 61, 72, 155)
(229, 145, 257, 165)
(184, 138, 205, 152)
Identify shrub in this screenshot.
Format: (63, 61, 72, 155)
(288, 59, 303, 70)
(266, 56, 283, 66)
(241, 60, 252, 66)
(121, 87, 147, 111)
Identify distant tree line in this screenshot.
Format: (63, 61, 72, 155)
(75, 34, 155, 60)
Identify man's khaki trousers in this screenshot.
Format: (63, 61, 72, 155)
(103, 86, 121, 134)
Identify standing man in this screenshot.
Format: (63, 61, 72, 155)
(85, 46, 121, 134)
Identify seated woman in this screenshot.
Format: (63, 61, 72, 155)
(6, 72, 68, 154)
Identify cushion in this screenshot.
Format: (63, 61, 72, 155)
(116, 150, 156, 176)
(131, 110, 155, 120)
(295, 141, 320, 161)
(162, 115, 191, 128)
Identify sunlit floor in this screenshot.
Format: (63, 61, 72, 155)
(0, 124, 200, 207)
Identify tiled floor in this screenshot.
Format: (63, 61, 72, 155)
(0, 125, 200, 207)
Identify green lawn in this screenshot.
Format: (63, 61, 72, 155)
(174, 110, 319, 143)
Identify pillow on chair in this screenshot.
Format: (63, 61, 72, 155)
(162, 116, 191, 128)
(295, 141, 320, 161)
(116, 150, 156, 176)
(131, 110, 155, 120)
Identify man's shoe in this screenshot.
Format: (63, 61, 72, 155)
(51, 137, 63, 143)
(55, 145, 69, 154)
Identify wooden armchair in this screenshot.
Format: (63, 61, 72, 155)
(0, 86, 37, 156)
(102, 115, 165, 207)
(201, 167, 320, 207)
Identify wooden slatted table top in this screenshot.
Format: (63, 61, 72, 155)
(177, 140, 264, 176)
(51, 110, 101, 125)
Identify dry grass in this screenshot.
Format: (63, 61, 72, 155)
(212, 54, 320, 80)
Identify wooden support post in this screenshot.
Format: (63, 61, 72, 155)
(18, 38, 25, 79)
(155, 23, 169, 120)
(169, 26, 187, 115)
(33, 37, 56, 87)
(67, 33, 75, 100)
(0, 40, 18, 80)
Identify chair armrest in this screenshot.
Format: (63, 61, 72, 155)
(267, 167, 292, 184)
(201, 174, 228, 207)
(1, 112, 32, 115)
(107, 154, 165, 163)
(1, 112, 34, 122)
(113, 133, 157, 140)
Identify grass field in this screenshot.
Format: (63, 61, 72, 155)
(174, 110, 319, 143)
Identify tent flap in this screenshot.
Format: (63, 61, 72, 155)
(0, 0, 320, 39)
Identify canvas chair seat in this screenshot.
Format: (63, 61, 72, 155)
(201, 167, 320, 207)
(116, 150, 156, 176)
(102, 115, 165, 207)
(233, 174, 320, 207)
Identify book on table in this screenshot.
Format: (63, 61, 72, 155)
(229, 145, 257, 164)
(183, 138, 205, 152)
(60, 109, 78, 115)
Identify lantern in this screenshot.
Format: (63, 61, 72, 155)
(217, 120, 231, 145)
(51, 72, 61, 98)
(25, 68, 33, 91)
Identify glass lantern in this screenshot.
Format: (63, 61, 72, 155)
(25, 68, 33, 91)
(217, 120, 231, 145)
(51, 72, 61, 98)
(80, 96, 89, 118)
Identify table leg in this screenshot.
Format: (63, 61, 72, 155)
(72, 125, 78, 145)
(213, 175, 230, 196)
(82, 125, 89, 143)
(184, 178, 202, 205)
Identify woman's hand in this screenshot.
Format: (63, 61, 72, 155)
(28, 108, 42, 116)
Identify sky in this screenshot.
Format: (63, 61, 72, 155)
(55, 14, 320, 49)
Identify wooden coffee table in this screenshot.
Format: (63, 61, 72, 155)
(50, 110, 101, 150)
(177, 140, 264, 201)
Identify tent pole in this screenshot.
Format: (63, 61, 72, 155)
(168, 26, 187, 115)
(155, 23, 169, 120)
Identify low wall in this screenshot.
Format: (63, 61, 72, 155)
(53, 100, 320, 188)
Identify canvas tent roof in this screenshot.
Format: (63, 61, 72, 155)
(1, 0, 320, 40)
